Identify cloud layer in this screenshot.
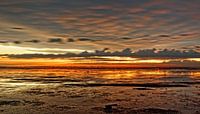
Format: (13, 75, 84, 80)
(0, 0, 199, 54)
(3, 48, 200, 59)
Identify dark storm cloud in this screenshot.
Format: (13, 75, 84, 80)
(121, 37, 132, 40)
(67, 38, 75, 42)
(78, 38, 95, 42)
(134, 49, 200, 58)
(78, 38, 102, 42)
(0, 40, 40, 44)
(48, 38, 63, 43)
(11, 27, 24, 30)
(13, 41, 21, 44)
(3, 48, 200, 59)
(158, 35, 171, 37)
(25, 40, 41, 43)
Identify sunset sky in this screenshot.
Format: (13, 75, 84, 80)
(0, 0, 200, 67)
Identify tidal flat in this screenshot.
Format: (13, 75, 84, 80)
(0, 68, 199, 114)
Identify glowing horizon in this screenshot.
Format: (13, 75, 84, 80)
(0, 0, 199, 68)
(0, 56, 200, 68)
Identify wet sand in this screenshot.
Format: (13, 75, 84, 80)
(0, 69, 199, 114)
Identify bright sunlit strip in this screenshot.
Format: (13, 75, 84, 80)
(186, 58, 200, 62)
(132, 59, 170, 63)
(0, 45, 90, 54)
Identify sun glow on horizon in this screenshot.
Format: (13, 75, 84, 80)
(0, 56, 169, 64)
(0, 56, 199, 68)
(0, 45, 89, 54)
(187, 58, 200, 62)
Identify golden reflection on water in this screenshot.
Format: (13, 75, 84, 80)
(0, 69, 199, 83)
(191, 72, 200, 78)
(100, 70, 137, 80)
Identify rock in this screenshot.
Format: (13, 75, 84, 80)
(0, 100, 21, 106)
(104, 103, 118, 113)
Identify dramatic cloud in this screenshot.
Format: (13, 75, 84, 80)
(25, 40, 41, 43)
(3, 48, 200, 59)
(13, 41, 21, 44)
(78, 38, 98, 42)
(67, 38, 75, 42)
(0, 0, 199, 54)
(48, 38, 63, 43)
(158, 35, 171, 37)
(11, 27, 24, 30)
(78, 38, 93, 42)
(121, 37, 132, 40)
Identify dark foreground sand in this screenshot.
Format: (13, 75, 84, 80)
(0, 69, 199, 114)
